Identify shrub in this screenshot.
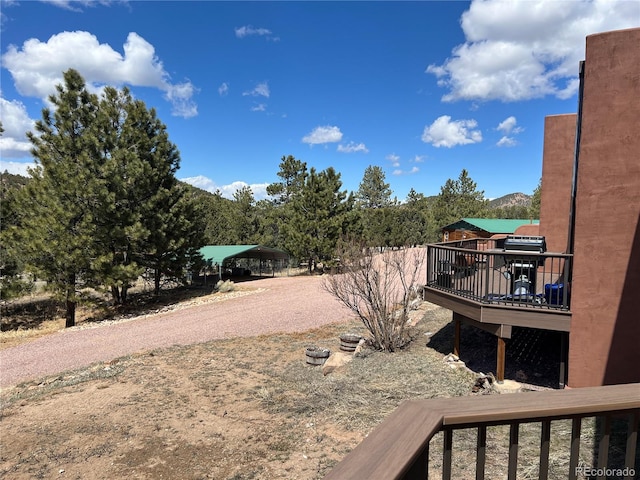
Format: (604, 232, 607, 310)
(215, 280, 235, 293)
(323, 239, 425, 352)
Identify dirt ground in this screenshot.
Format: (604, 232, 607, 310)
(0, 296, 468, 479)
(0, 275, 569, 480)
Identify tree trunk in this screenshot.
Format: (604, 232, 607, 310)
(111, 285, 122, 305)
(65, 276, 76, 328)
(154, 268, 161, 296)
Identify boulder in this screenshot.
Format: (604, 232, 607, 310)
(322, 352, 353, 376)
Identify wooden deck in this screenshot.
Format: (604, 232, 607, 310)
(424, 241, 574, 384)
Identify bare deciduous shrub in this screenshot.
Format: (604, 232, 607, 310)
(215, 280, 235, 293)
(323, 240, 425, 351)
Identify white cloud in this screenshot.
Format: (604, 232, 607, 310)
(1, 31, 198, 118)
(0, 96, 35, 158)
(302, 125, 343, 145)
(497, 116, 516, 134)
(40, 0, 115, 11)
(180, 175, 270, 201)
(235, 25, 272, 39)
(427, 0, 639, 102)
(218, 82, 229, 96)
(0, 160, 35, 176)
(497, 136, 517, 147)
(242, 82, 270, 98)
(251, 103, 267, 112)
(337, 141, 369, 153)
(422, 115, 482, 148)
(386, 153, 400, 167)
(411, 155, 426, 163)
(392, 166, 419, 176)
(496, 116, 523, 147)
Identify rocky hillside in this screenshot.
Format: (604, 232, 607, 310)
(489, 192, 532, 209)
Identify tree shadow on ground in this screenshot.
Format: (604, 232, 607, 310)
(2, 283, 217, 331)
(428, 321, 562, 389)
(1, 298, 63, 331)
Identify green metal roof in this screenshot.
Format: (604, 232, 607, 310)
(199, 245, 290, 265)
(443, 218, 539, 234)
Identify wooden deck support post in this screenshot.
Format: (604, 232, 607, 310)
(559, 332, 569, 388)
(453, 316, 461, 358)
(497, 337, 506, 383)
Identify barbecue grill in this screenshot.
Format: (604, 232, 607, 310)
(503, 235, 547, 253)
(503, 235, 547, 295)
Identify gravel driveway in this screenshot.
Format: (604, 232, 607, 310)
(0, 276, 353, 389)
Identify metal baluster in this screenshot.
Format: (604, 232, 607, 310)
(443, 427, 453, 480)
(569, 417, 582, 480)
(539, 420, 551, 480)
(597, 415, 611, 479)
(508, 422, 520, 480)
(624, 411, 639, 479)
(476, 425, 486, 480)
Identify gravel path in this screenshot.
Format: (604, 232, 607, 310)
(0, 276, 353, 389)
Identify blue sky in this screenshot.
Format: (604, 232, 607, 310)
(1, 1, 638, 201)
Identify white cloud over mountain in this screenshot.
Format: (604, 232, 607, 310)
(180, 175, 270, 201)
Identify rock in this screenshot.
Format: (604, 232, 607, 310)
(353, 338, 367, 356)
(471, 374, 493, 394)
(493, 379, 522, 394)
(322, 352, 353, 376)
(443, 353, 466, 370)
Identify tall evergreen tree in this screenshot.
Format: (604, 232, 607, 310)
(286, 167, 351, 271)
(432, 169, 489, 235)
(231, 186, 258, 244)
(9, 70, 205, 324)
(529, 178, 542, 219)
(266, 155, 307, 205)
(91, 85, 202, 301)
(266, 155, 308, 251)
(356, 165, 393, 209)
(12, 70, 101, 326)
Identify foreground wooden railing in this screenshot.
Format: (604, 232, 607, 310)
(324, 383, 639, 480)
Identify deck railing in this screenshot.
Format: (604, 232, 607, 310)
(324, 383, 640, 480)
(426, 239, 573, 311)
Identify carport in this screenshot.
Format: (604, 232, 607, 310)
(199, 245, 290, 281)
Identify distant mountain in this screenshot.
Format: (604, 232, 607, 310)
(489, 192, 532, 209)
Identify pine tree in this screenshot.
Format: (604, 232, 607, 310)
(92, 85, 203, 299)
(432, 169, 489, 233)
(356, 165, 393, 209)
(14, 70, 101, 326)
(530, 178, 542, 219)
(9, 70, 205, 324)
(266, 155, 307, 205)
(286, 167, 351, 271)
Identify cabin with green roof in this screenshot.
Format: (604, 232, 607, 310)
(441, 218, 539, 242)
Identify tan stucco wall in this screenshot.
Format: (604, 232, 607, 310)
(539, 114, 576, 254)
(568, 28, 640, 387)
